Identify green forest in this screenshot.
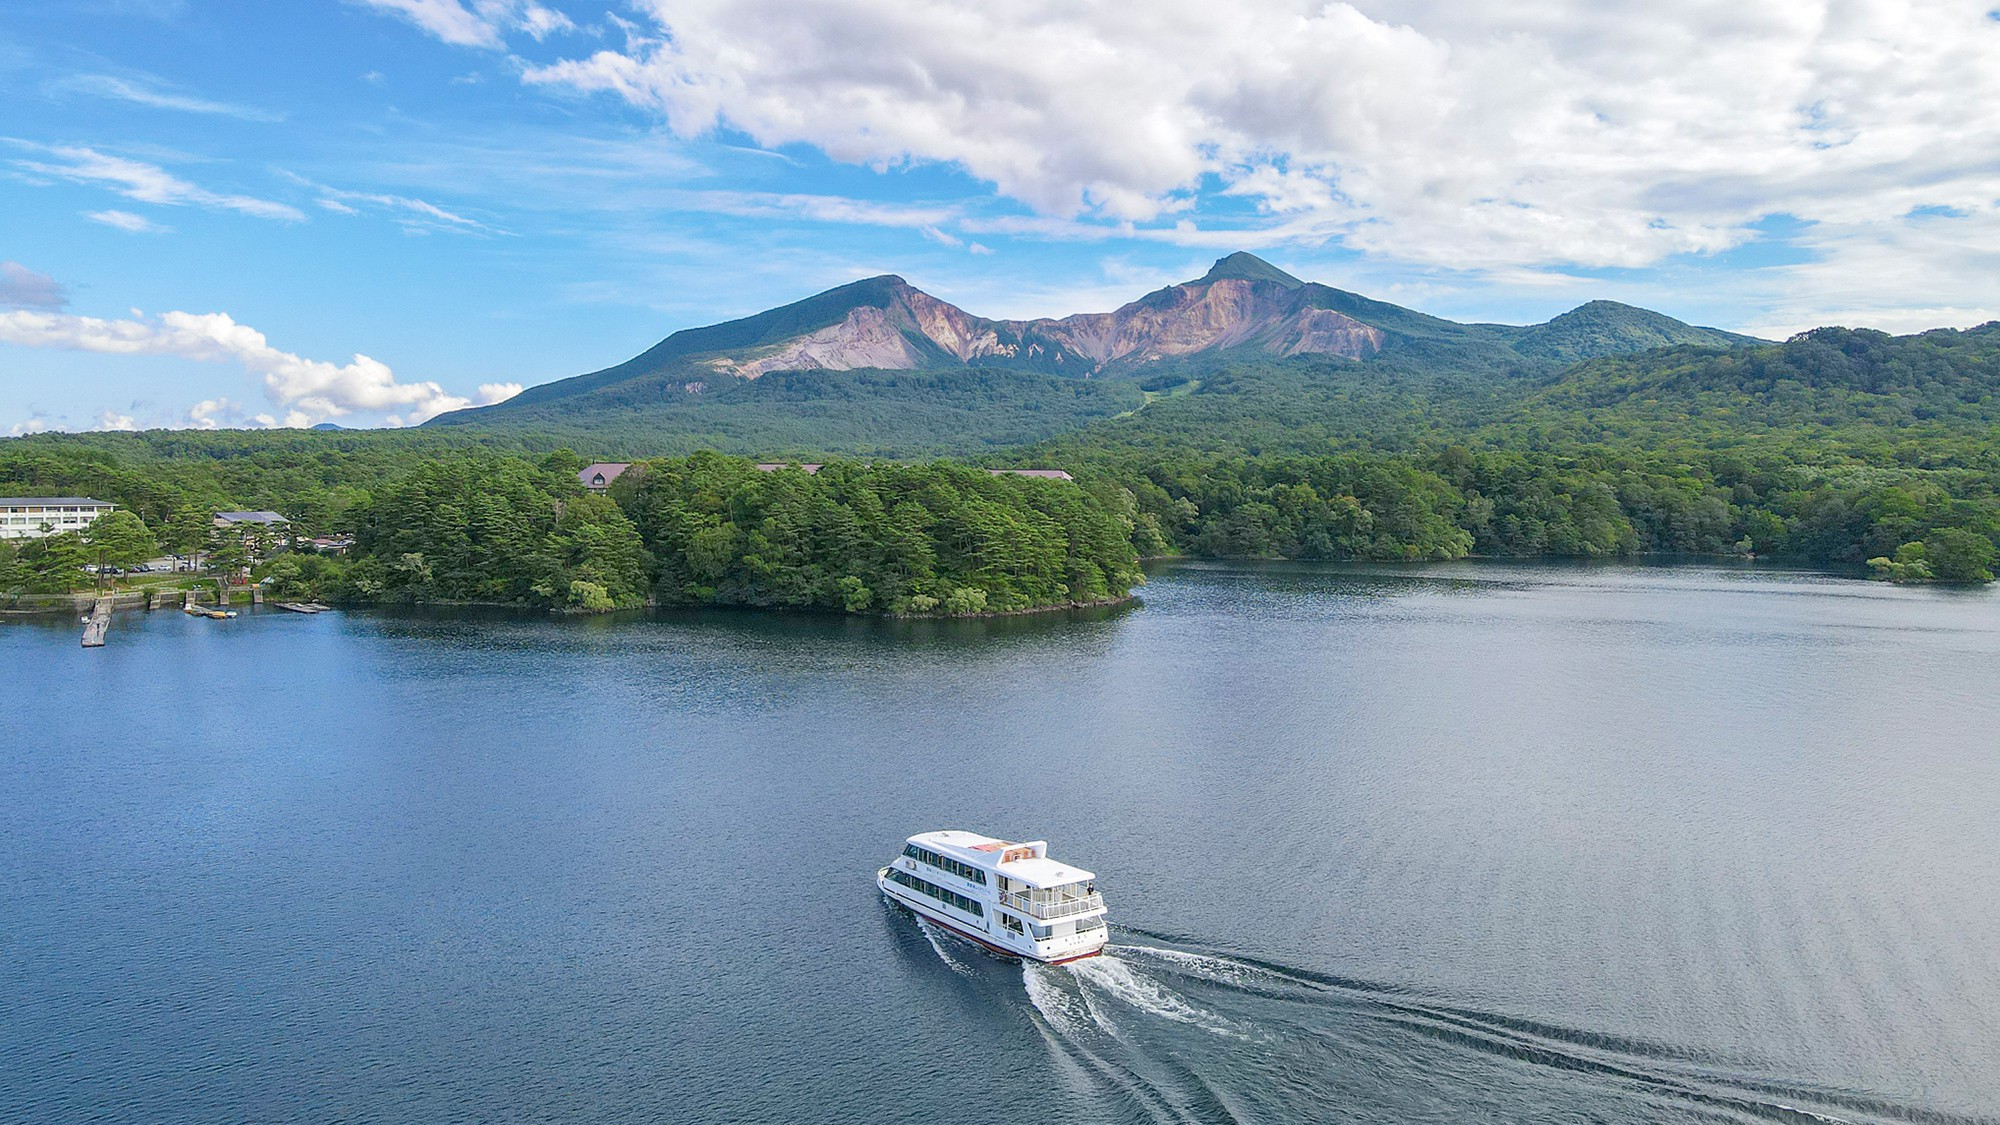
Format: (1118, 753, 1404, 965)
(0, 446, 1145, 614)
(5, 321, 2000, 608)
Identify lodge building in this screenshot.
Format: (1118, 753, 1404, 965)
(0, 497, 115, 540)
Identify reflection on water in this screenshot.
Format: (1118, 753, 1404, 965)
(4, 561, 1998, 1123)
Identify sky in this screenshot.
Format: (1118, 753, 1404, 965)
(3, 0, 1999, 434)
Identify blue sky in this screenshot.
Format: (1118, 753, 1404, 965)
(4, 0, 1998, 433)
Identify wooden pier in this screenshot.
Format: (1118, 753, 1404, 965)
(81, 598, 112, 647)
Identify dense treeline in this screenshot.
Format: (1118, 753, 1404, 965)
(344, 457, 653, 610)
(617, 454, 1141, 613)
(339, 453, 1142, 613)
(1086, 447, 1996, 580)
(1, 447, 1142, 612)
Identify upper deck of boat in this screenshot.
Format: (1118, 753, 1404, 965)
(908, 829, 1095, 889)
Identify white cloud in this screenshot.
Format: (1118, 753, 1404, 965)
(186, 397, 239, 429)
(0, 262, 68, 310)
(667, 189, 958, 230)
(284, 171, 501, 234)
(98, 410, 138, 431)
(8, 416, 53, 437)
(355, 0, 575, 49)
(516, 0, 2000, 324)
(0, 308, 475, 425)
(52, 74, 281, 122)
(477, 382, 524, 403)
(10, 144, 305, 221)
(85, 209, 170, 233)
(1739, 208, 2000, 337)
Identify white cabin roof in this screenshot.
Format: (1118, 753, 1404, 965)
(907, 829, 1096, 889)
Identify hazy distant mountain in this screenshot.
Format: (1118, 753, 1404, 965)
(430, 253, 1760, 442)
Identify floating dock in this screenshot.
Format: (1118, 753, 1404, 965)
(275, 602, 331, 614)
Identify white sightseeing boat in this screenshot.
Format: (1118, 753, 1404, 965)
(877, 829, 1108, 964)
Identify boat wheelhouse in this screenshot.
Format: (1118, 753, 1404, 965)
(877, 829, 1108, 964)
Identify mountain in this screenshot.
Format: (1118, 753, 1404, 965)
(1509, 300, 1762, 364)
(430, 253, 1763, 450)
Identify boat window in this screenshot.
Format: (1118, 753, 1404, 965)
(901, 844, 987, 885)
(1001, 914, 1024, 934)
(886, 867, 984, 917)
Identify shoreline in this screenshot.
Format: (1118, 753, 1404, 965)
(9, 554, 1972, 621)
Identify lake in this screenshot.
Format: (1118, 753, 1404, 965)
(4, 561, 1997, 1123)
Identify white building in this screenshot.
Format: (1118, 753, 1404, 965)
(0, 497, 115, 540)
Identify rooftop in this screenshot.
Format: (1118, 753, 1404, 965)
(988, 469, 1073, 481)
(0, 497, 112, 506)
(579, 463, 632, 486)
(752, 464, 1070, 481)
(908, 829, 1096, 888)
(215, 511, 290, 524)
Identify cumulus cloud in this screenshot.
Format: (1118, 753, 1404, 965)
(85, 209, 170, 233)
(98, 410, 138, 431)
(477, 382, 524, 403)
(186, 397, 240, 430)
(355, 0, 575, 49)
(0, 262, 68, 310)
(519, 0, 2000, 293)
(51, 73, 281, 121)
(11, 144, 305, 222)
(0, 307, 477, 425)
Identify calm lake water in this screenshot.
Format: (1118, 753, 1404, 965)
(4, 561, 1998, 1124)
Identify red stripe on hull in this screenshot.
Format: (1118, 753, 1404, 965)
(883, 885, 1104, 965)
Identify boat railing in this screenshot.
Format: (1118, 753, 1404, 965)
(999, 890, 1104, 920)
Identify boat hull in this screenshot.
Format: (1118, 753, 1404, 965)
(878, 868, 1104, 965)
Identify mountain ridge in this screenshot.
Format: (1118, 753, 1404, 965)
(435, 253, 1761, 429)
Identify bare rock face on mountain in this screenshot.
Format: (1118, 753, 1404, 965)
(699, 254, 1385, 380)
(699, 284, 1027, 378)
(1030, 277, 1385, 365)
(709, 305, 931, 379)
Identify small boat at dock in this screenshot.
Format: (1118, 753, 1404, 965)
(877, 830, 1108, 964)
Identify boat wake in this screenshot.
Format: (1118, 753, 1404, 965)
(910, 916, 978, 978)
(994, 933, 1976, 1125)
